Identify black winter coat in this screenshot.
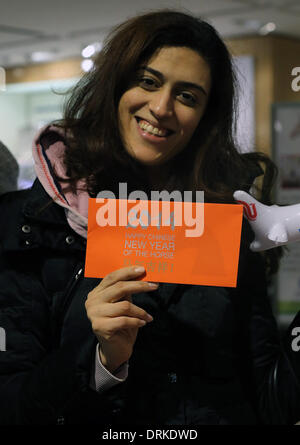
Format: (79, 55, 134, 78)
(1, 179, 300, 425)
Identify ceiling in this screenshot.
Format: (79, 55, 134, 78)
(1, 0, 300, 68)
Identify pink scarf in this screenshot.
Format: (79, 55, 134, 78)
(33, 125, 89, 239)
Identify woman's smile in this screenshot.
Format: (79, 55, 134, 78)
(135, 117, 173, 142)
(118, 46, 211, 165)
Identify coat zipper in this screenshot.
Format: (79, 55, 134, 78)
(56, 265, 84, 335)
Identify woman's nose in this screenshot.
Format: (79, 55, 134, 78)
(149, 89, 174, 119)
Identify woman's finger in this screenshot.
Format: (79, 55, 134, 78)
(106, 280, 158, 303)
(89, 279, 158, 304)
(92, 316, 148, 340)
(98, 265, 146, 290)
(89, 299, 153, 322)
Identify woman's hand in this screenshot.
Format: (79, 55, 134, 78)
(85, 265, 157, 373)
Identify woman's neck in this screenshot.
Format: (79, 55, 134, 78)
(145, 164, 171, 191)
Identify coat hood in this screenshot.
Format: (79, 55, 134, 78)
(33, 125, 89, 239)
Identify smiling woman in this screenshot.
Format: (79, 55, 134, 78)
(55, 9, 267, 203)
(1, 9, 300, 427)
(118, 46, 211, 167)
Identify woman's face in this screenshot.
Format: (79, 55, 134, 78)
(118, 46, 211, 166)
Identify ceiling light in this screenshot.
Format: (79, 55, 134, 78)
(82, 45, 95, 58)
(259, 22, 276, 35)
(81, 59, 94, 72)
(81, 42, 102, 58)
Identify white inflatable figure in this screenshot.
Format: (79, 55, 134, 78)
(233, 190, 300, 252)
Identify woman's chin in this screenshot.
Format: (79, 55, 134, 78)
(131, 150, 166, 166)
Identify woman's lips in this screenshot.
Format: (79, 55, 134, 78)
(136, 120, 169, 143)
(135, 117, 174, 143)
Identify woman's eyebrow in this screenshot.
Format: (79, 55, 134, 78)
(140, 65, 208, 96)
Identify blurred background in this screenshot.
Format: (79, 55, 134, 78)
(0, 0, 300, 324)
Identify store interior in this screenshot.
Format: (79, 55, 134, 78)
(1, 0, 300, 324)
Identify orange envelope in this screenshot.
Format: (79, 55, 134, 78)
(85, 199, 243, 287)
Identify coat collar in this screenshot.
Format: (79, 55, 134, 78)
(1, 179, 85, 253)
(22, 178, 69, 226)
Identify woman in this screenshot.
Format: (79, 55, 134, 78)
(0, 10, 299, 425)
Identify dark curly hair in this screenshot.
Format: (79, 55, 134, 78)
(52, 9, 282, 275)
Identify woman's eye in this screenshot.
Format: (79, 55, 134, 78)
(139, 77, 157, 89)
(178, 92, 197, 106)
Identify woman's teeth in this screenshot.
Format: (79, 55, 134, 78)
(138, 119, 169, 137)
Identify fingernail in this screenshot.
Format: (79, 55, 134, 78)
(148, 282, 159, 288)
(146, 314, 153, 322)
(139, 320, 146, 326)
(134, 266, 145, 273)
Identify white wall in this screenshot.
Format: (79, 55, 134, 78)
(0, 92, 28, 158)
(0, 78, 76, 188)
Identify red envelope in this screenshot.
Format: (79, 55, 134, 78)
(85, 199, 243, 287)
